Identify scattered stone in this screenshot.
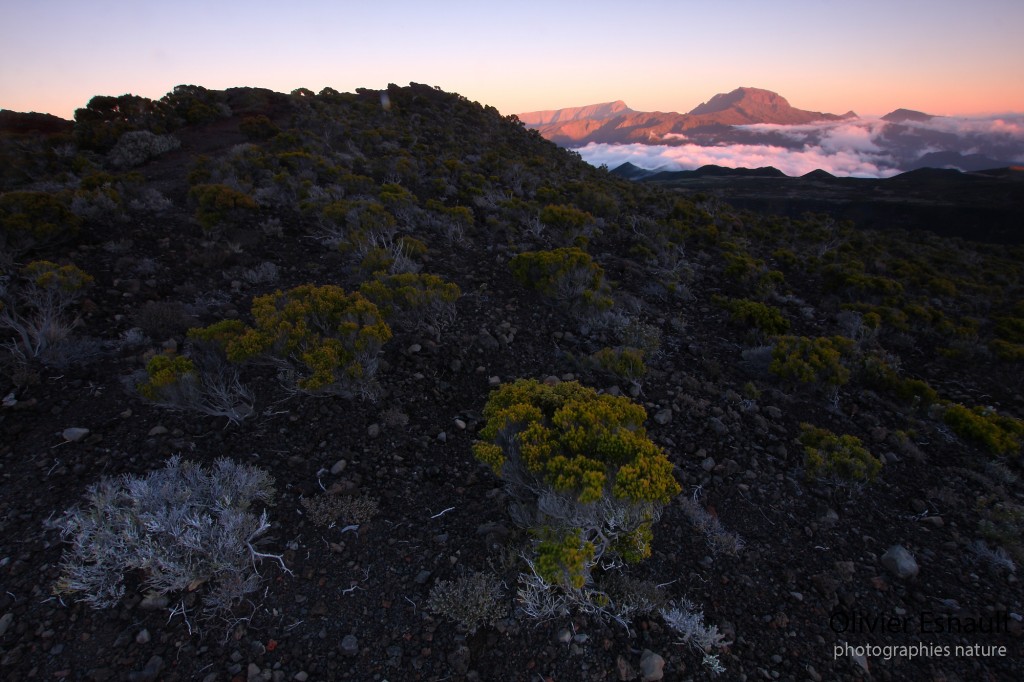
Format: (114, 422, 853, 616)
(616, 654, 636, 681)
(701, 456, 716, 472)
(147, 425, 168, 436)
(340, 634, 359, 656)
(367, 424, 380, 438)
(881, 545, 919, 579)
(765, 406, 783, 420)
(708, 417, 728, 435)
(139, 594, 169, 610)
(477, 330, 499, 350)
(488, 376, 501, 387)
(653, 408, 672, 425)
(135, 629, 150, 644)
(62, 427, 90, 442)
(556, 628, 573, 644)
(331, 459, 347, 475)
(640, 649, 665, 681)
(454, 418, 466, 430)
(127, 655, 164, 682)
(408, 343, 422, 353)
(414, 570, 432, 585)
(0, 613, 13, 637)
(294, 673, 309, 682)
(247, 663, 262, 681)
(437, 431, 447, 443)
(543, 375, 561, 386)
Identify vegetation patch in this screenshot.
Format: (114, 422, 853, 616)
(191, 284, 391, 397)
(799, 424, 882, 483)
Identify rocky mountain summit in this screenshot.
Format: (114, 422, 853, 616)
(519, 87, 855, 146)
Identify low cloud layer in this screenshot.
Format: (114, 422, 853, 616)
(577, 115, 1024, 178)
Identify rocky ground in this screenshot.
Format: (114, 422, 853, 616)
(1, 86, 1022, 681)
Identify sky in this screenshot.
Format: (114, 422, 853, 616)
(1, 0, 1023, 121)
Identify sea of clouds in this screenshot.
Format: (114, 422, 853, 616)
(576, 115, 1024, 178)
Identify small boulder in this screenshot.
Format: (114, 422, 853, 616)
(62, 427, 90, 442)
(881, 545, 919, 579)
(640, 649, 665, 681)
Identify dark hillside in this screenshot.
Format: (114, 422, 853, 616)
(1, 83, 1022, 681)
(633, 166, 1024, 244)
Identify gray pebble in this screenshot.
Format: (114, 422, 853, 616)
(340, 634, 359, 656)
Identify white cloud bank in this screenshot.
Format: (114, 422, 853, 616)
(577, 115, 1024, 178)
(578, 140, 899, 178)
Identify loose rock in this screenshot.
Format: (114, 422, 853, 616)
(340, 634, 359, 656)
(62, 427, 90, 442)
(881, 545, 919, 579)
(640, 649, 665, 681)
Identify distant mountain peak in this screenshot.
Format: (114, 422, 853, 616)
(517, 100, 632, 127)
(882, 108, 934, 123)
(687, 87, 853, 124)
(687, 87, 791, 116)
(519, 87, 855, 147)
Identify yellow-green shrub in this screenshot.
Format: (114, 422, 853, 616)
(191, 285, 391, 396)
(0, 191, 80, 255)
(473, 379, 679, 587)
(590, 346, 647, 384)
(137, 355, 195, 401)
(800, 424, 882, 482)
(539, 204, 592, 233)
(943, 404, 1023, 455)
(22, 260, 93, 293)
(714, 295, 790, 335)
(770, 335, 855, 388)
(509, 247, 613, 320)
(189, 183, 257, 233)
(358, 272, 460, 332)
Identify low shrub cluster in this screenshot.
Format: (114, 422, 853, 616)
(943, 404, 1024, 456)
(713, 295, 790, 336)
(0, 260, 93, 360)
(799, 424, 882, 483)
(300, 493, 379, 527)
(589, 346, 647, 385)
(427, 570, 508, 634)
(770, 335, 855, 391)
(473, 379, 680, 620)
(52, 456, 282, 618)
(136, 343, 254, 425)
(861, 353, 940, 409)
(509, 247, 613, 322)
(191, 284, 392, 397)
(189, 183, 258, 233)
(358, 272, 460, 332)
(0, 190, 80, 256)
(107, 130, 180, 168)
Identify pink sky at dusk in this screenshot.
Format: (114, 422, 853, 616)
(1, 0, 1022, 121)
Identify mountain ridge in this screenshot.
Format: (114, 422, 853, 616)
(516, 100, 633, 127)
(520, 87, 856, 147)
